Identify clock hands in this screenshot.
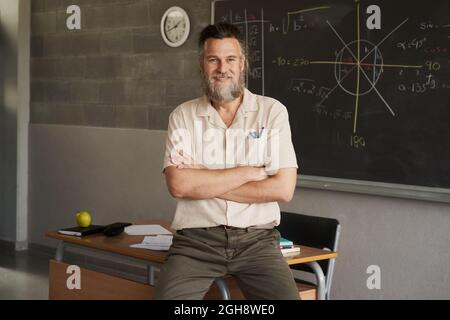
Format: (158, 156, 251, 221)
(161, 7, 189, 47)
(166, 20, 183, 33)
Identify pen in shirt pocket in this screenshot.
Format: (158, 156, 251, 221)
(248, 126, 265, 139)
(259, 126, 265, 137)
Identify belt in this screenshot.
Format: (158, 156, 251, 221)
(208, 225, 248, 231)
(221, 225, 245, 230)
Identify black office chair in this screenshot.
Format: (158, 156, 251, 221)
(277, 211, 341, 300)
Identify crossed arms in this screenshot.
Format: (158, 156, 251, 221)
(164, 152, 297, 203)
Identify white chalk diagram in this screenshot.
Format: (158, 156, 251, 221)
(218, 1, 449, 137)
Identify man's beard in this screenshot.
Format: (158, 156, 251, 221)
(202, 71, 245, 103)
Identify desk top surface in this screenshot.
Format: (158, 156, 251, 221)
(46, 220, 337, 265)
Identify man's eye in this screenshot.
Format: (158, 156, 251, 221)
(208, 59, 218, 63)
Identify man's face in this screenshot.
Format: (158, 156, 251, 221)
(201, 37, 245, 103)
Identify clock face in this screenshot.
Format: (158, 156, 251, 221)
(161, 7, 190, 47)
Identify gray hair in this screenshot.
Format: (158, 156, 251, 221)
(198, 23, 249, 71)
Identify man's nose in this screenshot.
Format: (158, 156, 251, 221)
(217, 60, 228, 73)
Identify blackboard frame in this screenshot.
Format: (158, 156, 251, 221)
(297, 175, 450, 203)
(211, 0, 450, 203)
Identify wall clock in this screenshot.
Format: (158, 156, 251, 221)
(160, 6, 190, 47)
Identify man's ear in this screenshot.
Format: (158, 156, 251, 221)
(240, 56, 246, 72)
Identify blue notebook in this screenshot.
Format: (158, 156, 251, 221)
(279, 237, 294, 248)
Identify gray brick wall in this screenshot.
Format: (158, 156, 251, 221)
(30, 0, 211, 130)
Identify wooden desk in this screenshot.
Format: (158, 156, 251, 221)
(46, 221, 337, 300)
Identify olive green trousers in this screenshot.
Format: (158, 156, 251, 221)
(154, 226, 300, 300)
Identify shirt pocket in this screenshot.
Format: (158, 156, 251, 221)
(246, 131, 267, 166)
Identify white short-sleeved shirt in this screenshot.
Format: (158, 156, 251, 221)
(163, 88, 298, 230)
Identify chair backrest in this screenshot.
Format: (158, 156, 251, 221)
(276, 211, 341, 297)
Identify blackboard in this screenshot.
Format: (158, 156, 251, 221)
(213, 0, 450, 193)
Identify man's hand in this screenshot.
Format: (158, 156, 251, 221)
(218, 167, 297, 203)
(169, 150, 205, 169)
(165, 150, 269, 200)
(169, 150, 267, 182)
(243, 166, 268, 182)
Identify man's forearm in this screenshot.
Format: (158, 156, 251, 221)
(165, 166, 265, 200)
(218, 168, 297, 203)
(218, 178, 283, 203)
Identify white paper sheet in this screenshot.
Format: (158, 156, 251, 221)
(130, 234, 173, 251)
(142, 235, 172, 246)
(124, 224, 172, 236)
(130, 243, 171, 251)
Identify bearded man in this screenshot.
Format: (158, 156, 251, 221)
(154, 23, 300, 300)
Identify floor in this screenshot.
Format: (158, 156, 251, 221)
(0, 246, 50, 300)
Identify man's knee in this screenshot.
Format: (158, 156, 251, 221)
(154, 273, 214, 300)
(153, 255, 220, 300)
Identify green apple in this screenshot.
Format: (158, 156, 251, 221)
(76, 210, 92, 227)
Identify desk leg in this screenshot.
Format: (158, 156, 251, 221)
(55, 241, 65, 262)
(214, 278, 231, 300)
(306, 261, 326, 300)
(147, 265, 155, 286)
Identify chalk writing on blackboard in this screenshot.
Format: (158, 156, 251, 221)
(214, 0, 450, 189)
(217, 1, 447, 140)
